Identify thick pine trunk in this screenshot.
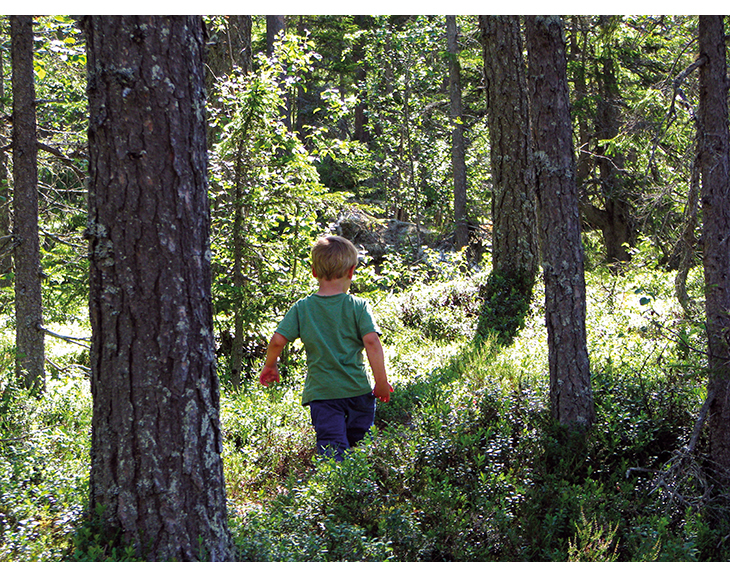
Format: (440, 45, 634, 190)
(11, 15, 44, 391)
(84, 16, 233, 561)
(479, 15, 538, 284)
(698, 15, 730, 473)
(525, 15, 594, 430)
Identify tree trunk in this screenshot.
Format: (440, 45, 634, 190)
(0, 23, 12, 286)
(83, 15, 233, 561)
(266, 15, 285, 56)
(568, 16, 593, 191)
(474, 16, 539, 346)
(525, 15, 594, 430)
(447, 16, 469, 250)
(229, 113, 254, 392)
(11, 15, 44, 391)
(698, 15, 730, 473)
(594, 18, 635, 264)
(353, 16, 372, 144)
(480, 15, 539, 283)
(206, 15, 252, 82)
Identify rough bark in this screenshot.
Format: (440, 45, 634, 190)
(479, 15, 539, 283)
(698, 15, 730, 473)
(11, 15, 45, 391)
(83, 15, 233, 561)
(0, 25, 12, 284)
(525, 15, 594, 430)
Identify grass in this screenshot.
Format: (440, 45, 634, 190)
(1, 256, 728, 561)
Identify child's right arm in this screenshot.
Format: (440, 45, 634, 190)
(259, 332, 289, 386)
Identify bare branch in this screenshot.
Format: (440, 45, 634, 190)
(37, 323, 91, 349)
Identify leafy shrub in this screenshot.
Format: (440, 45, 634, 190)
(0, 379, 91, 561)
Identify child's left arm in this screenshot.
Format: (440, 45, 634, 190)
(363, 331, 392, 402)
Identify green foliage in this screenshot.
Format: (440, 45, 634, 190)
(567, 509, 619, 561)
(0, 378, 91, 561)
(207, 32, 347, 380)
(66, 504, 141, 562)
(222, 260, 727, 562)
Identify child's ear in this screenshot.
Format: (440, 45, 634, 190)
(348, 264, 356, 278)
(312, 267, 318, 278)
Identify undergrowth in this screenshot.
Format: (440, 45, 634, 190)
(2, 252, 729, 561)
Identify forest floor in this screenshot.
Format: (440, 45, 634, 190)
(2, 247, 730, 561)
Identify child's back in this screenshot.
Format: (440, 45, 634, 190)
(259, 235, 392, 460)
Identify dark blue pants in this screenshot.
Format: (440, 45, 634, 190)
(309, 392, 376, 461)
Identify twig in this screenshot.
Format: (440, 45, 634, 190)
(687, 387, 715, 454)
(39, 228, 86, 251)
(0, 236, 21, 259)
(37, 142, 87, 180)
(37, 323, 91, 349)
(46, 357, 91, 377)
(0, 426, 53, 443)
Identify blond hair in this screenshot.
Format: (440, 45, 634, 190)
(311, 236, 359, 280)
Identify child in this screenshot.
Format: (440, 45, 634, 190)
(259, 235, 392, 460)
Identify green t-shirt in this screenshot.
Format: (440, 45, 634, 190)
(275, 292, 380, 405)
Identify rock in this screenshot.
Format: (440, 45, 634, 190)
(331, 205, 491, 265)
(331, 207, 431, 263)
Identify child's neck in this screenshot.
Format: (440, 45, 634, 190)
(316, 277, 351, 296)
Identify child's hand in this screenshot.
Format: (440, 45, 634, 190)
(259, 366, 280, 387)
(373, 381, 393, 403)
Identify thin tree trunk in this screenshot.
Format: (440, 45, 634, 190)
(230, 106, 257, 392)
(83, 15, 233, 561)
(594, 17, 634, 264)
(353, 16, 372, 144)
(698, 15, 730, 473)
(0, 22, 12, 285)
(675, 135, 701, 315)
(11, 15, 44, 391)
(447, 16, 468, 250)
(525, 15, 594, 430)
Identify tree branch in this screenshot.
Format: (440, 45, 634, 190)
(37, 323, 91, 349)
